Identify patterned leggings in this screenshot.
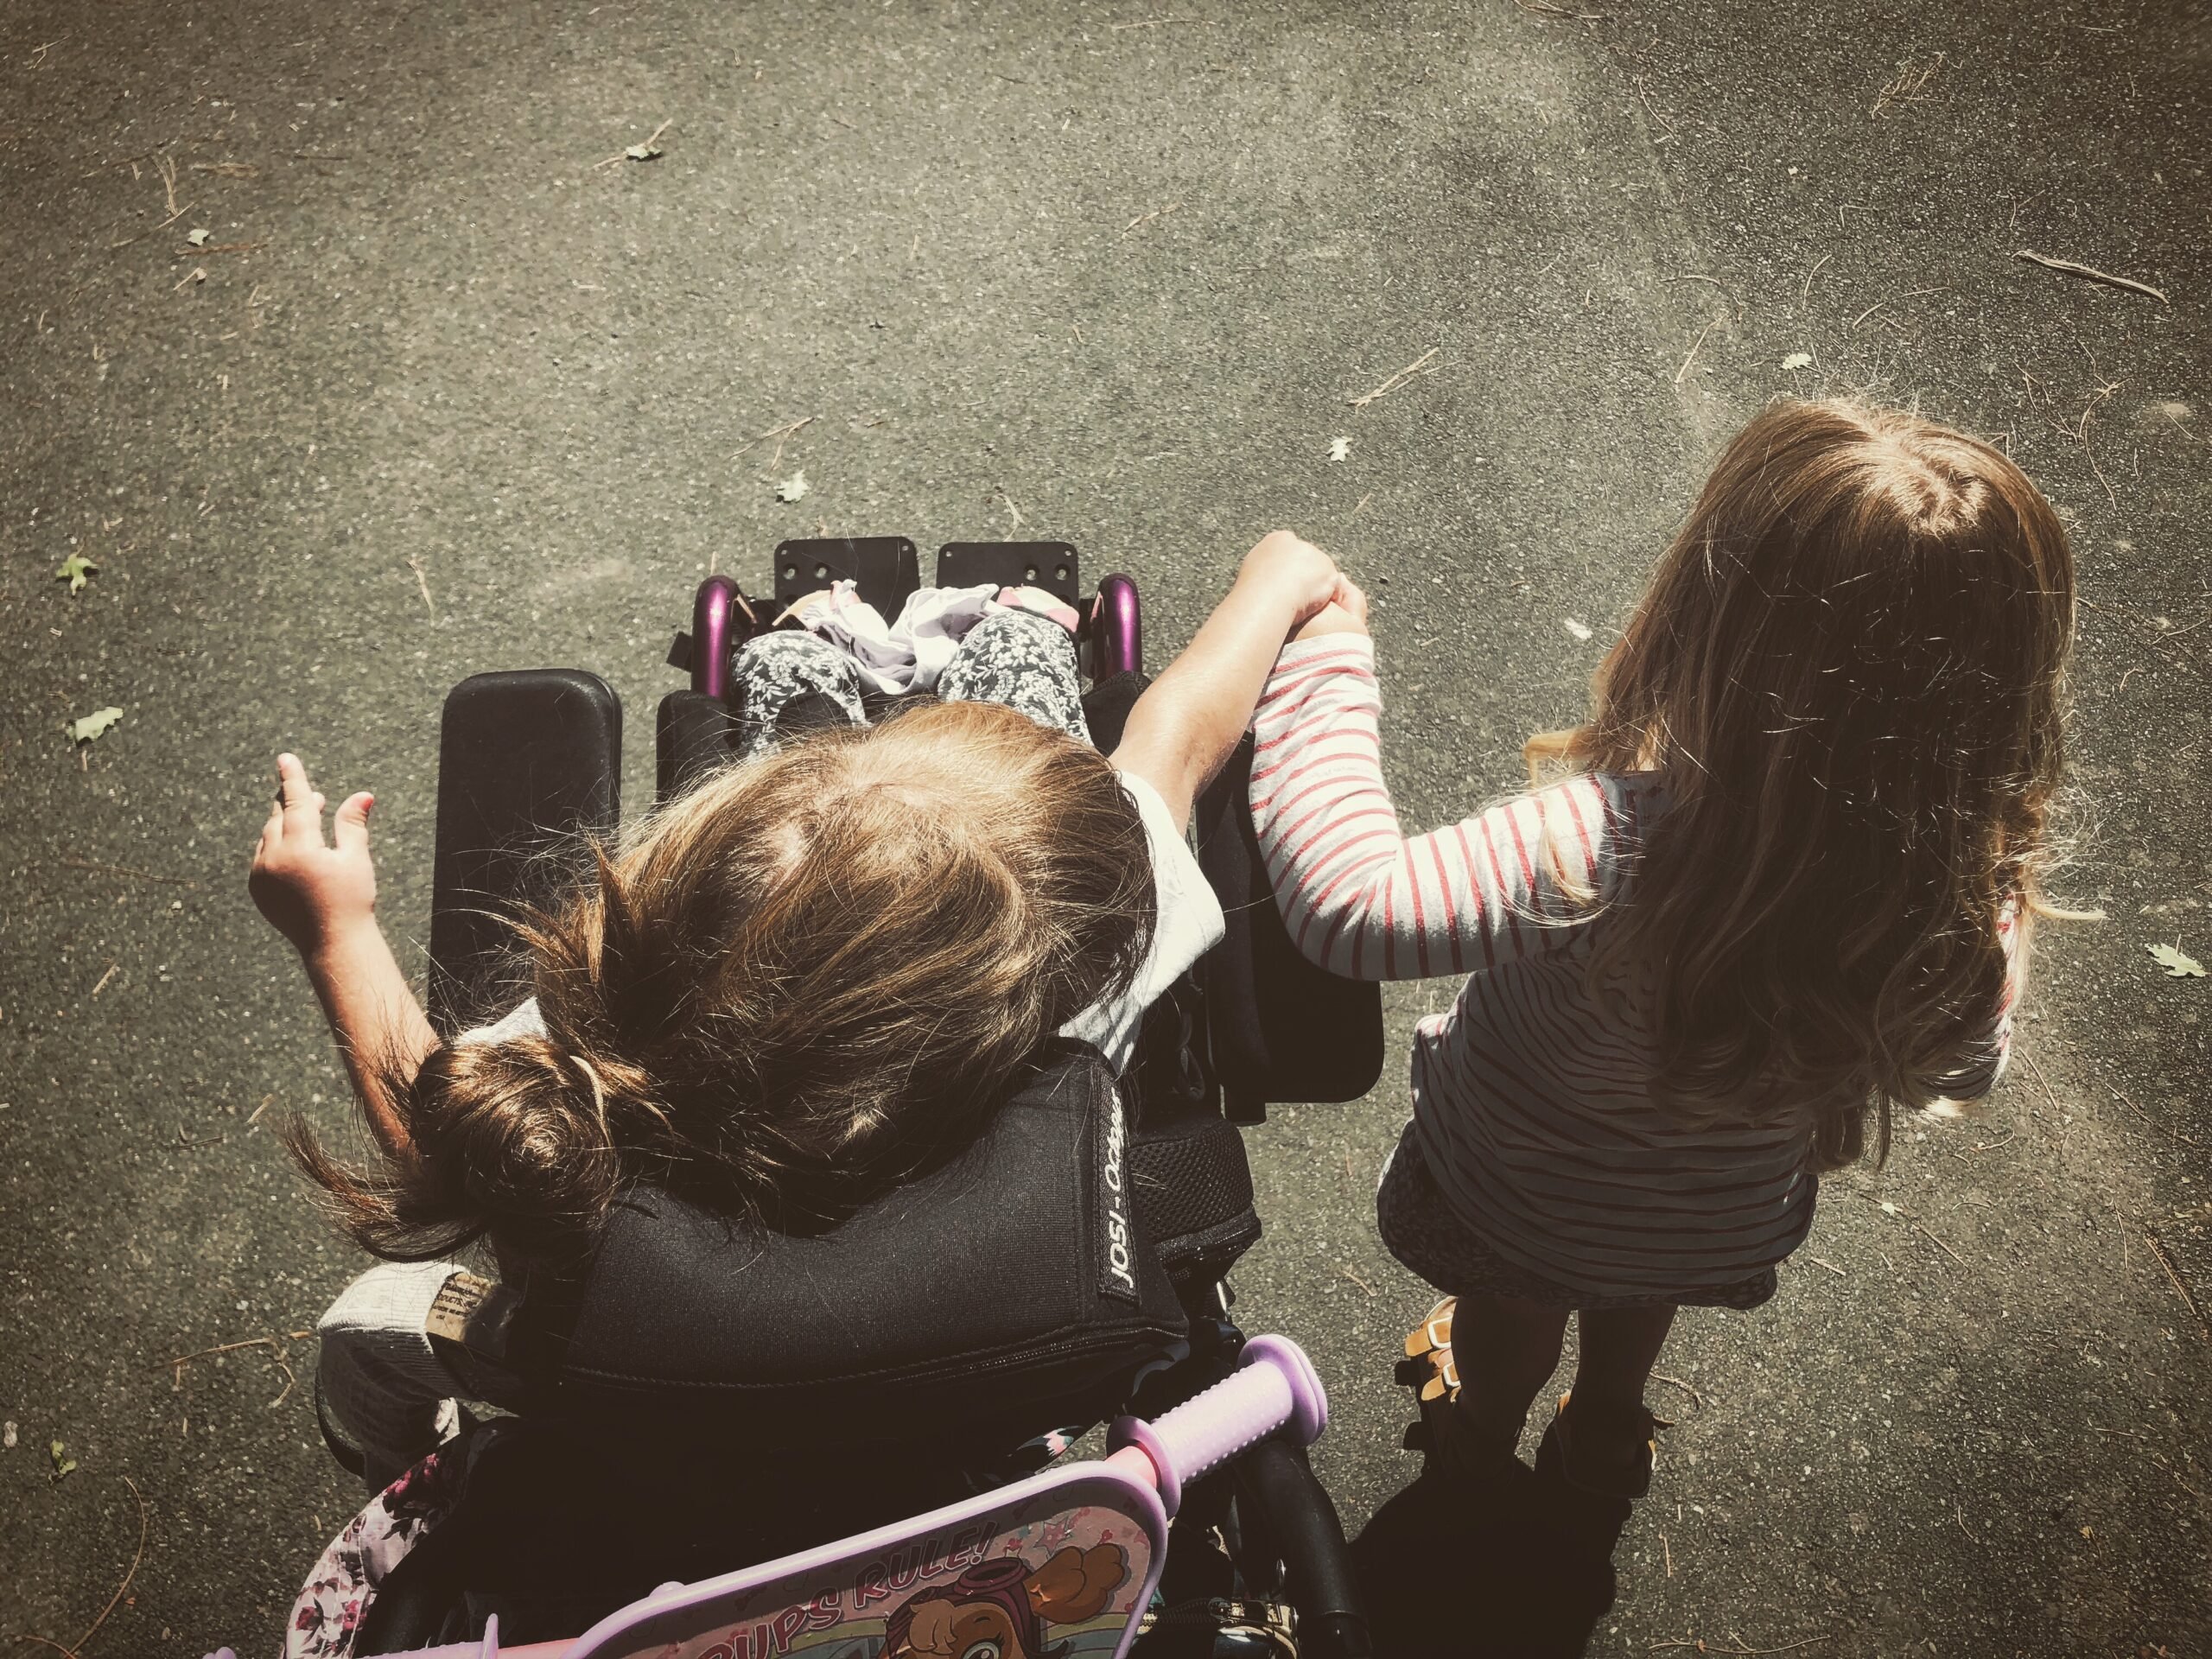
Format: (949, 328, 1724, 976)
(729, 610, 1090, 756)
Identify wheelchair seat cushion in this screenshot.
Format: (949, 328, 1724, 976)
(522, 1041, 1187, 1465)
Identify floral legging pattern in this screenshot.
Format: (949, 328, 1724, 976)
(729, 610, 1090, 756)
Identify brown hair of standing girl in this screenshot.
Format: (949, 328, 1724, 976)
(1526, 397, 2075, 1167)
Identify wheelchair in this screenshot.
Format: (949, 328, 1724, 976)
(227, 538, 1389, 1659)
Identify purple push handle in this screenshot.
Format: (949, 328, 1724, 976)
(1091, 573, 1141, 679)
(1107, 1334, 1327, 1517)
(689, 575, 748, 702)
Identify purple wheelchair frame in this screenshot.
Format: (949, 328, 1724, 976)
(208, 1339, 1325, 1659)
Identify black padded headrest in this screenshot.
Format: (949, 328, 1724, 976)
(533, 1042, 1187, 1462)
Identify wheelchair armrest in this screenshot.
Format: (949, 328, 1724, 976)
(428, 671, 622, 1035)
(1194, 734, 1385, 1118)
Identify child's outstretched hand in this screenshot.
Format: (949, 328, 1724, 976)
(249, 753, 378, 961)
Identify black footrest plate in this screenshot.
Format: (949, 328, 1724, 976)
(937, 542, 1080, 608)
(773, 537, 919, 619)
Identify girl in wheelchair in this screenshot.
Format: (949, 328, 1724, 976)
(247, 534, 1359, 1655)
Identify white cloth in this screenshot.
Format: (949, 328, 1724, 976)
(459, 772, 1222, 1075)
(799, 581, 1001, 697)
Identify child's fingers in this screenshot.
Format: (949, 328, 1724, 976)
(333, 791, 374, 855)
(276, 753, 321, 833)
(1331, 575, 1370, 622)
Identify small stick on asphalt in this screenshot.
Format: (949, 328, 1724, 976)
(1914, 1221, 1967, 1268)
(1661, 1530, 1673, 1577)
(73, 1475, 149, 1656)
(1001, 491, 1025, 530)
(2019, 1049, 2068, 1121)
(2105, 1081, 2201, 1147)
(730, 415, 817, 465)
(1120, 200, 1183, 238)
(1109, 16, 1210, 26)
(2014, 249, 2168, 305)
(1631, 77, 1677, 139)
(1649, 1637, 1832, 1656)
(156, 149, 180, 218)
(89, 963, 119, 998)
(1672, 318, 1719, 386)
(10, 1474, 151, 1659)
(1850, 298, 1889, 330)
(1808, 1255, 1847, 1277)
(2144, 1230, 2209, 1341)
(166, 1331, 315, 1389)
(1349, 346, 1440, 410)
(1649, 1372, 1704, 1410)
(1800, 252, 1831, 304)
(1955, 1503, 1980, 1544)
(406, 556, 435, 617)
(1515, 0, 1611, 17)
(1341, 1265, 1376, 1296)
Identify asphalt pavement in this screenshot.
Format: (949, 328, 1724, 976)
(3, 2, 2207, 1654)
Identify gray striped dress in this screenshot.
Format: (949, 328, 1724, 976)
(1250, 635, 2015, 1307)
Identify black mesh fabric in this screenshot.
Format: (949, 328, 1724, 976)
(1130, 1108, 1262, 1284)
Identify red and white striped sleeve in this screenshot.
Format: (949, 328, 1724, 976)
(1249, 634, 1615, 982)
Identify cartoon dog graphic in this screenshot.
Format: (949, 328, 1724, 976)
(882, 1544, 1128, 1659)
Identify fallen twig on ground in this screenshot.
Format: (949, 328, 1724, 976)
(731, 416, 817, 468)
(1871, 54, 1944, 117)
(166, 1332, 315, 1408)
(1341, 1265, 1376, 1296)
(2143, 1231, 2209, 1342)
(1808, 1255, 1847, 1277)
(1649, 1372, 1704, 1410)
(1673, 318, 1719, 386)
(595, 118, 672, 169)
(1913, 1220, 1968, 1268)
(1515, 0, 1611, 18)
(2015, 249, 2167, 305)
(8, 1474, 148, 1659)
(1650, 1637, 1831, 1656)
(405, 556, 435, 618)
(2105, 1082, 2200, 1147)
(1349, 347, 1440, 409)
(1799, 252, 1830, 304)
(1120, 200, 1183, 238)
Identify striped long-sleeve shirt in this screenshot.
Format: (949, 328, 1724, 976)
(1251, 634, 2017, 1300)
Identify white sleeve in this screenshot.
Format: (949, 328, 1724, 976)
(315, 1262, 470, 1489)
(1058, 772, 1227, 1073)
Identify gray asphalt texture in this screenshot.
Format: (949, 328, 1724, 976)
(3, 2, 2209, 1654)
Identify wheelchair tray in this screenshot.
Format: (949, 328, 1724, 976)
(563, 1465, 1166, 1659)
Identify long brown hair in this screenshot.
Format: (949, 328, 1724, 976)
(287, 699, 1155, 1262)
(1526, 398, 2074, 1168)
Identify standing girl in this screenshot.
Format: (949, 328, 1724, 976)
(1250, 400, 2071, 1530)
